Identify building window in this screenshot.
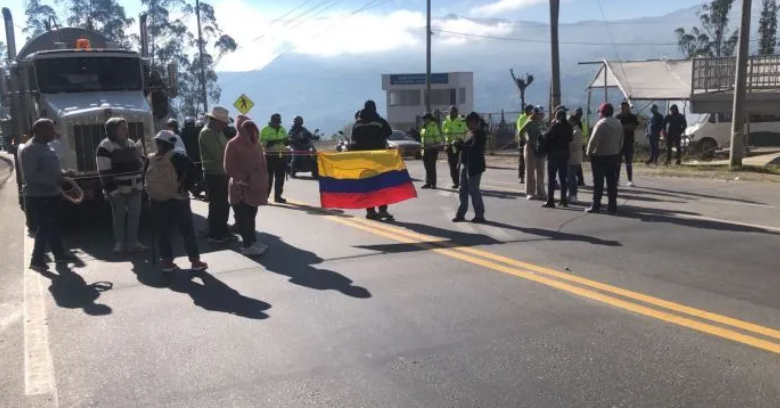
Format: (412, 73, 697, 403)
(459, 88, 466, 104)
(390, 90, 421, 106)
(427, 88, 456, 106)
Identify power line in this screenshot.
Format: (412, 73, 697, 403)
(594, 0, 631, 93)
(432, 29, 680, 46)
(220, 0, 394, 88)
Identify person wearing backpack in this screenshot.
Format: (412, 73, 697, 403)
(145, 130, 208, 273)
(523, 106, 547, 201)
(224, 115, 269, 257)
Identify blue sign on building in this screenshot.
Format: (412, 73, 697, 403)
(390, 73, 449, 86)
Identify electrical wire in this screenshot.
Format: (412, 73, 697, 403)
(432, 29, 681, 46)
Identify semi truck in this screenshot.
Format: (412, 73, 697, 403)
(1, 8, 176, 208)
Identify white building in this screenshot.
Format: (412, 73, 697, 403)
(381, 72, 474, 131)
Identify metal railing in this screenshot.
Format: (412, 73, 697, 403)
(692, 55, 780, 93)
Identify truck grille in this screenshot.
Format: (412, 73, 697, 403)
(73, 122, 145, 172)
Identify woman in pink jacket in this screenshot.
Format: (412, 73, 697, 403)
(224, 115, 270, 256)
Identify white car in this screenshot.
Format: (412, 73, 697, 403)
(387, 130, 422, 159)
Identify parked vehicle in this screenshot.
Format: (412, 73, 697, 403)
(685, 112, 780, 160)
(388, 130, 422, 159)
(289, 128, 320, 179)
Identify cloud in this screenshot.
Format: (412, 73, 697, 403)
(212, 0, 515, 72)
(469, 0, 546, 17)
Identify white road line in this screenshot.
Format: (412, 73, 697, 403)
(23, 235, 58, 403)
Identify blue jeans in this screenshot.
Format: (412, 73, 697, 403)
(568, 164, 579, 197)
(109, 190, 142, 245)
(648, 133, 660, 163)
(28, 196, 67, 264)
(151, 199, 200, 261)
(457, 167, 484, 218)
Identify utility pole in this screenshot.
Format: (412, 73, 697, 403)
(549, 0, 562, 112)
(729, 0, 753, 168)
(425, 0, 432, 114)
(195, 0, 209, 114)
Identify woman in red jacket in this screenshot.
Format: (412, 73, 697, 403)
(224, 115, 270, 256)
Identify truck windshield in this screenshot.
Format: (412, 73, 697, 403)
(36, 56, 142, 93)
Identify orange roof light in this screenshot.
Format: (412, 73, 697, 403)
(75, 39, 91, 50)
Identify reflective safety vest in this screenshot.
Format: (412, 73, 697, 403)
(515, 113, 529, 144)
(420, 122, 443, 149)
(442, 116, 467, 145)
(260, 125, 288, 154)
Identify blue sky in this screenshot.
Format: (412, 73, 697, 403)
(3, 0, 705, 70)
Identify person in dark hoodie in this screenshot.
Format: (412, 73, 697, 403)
(350, 100, 394, 220)
(542, 108, 573, 208)
(452, 112, 487, 223)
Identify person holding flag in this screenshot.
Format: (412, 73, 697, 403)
(420, 112, 443, 189)
(442, 106, 467, 189)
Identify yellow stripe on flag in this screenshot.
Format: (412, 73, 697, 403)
(318, 150, 407, 180)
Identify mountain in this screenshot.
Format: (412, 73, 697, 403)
(216, 6, 702, 135)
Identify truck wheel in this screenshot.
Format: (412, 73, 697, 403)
(697, 138, 718, 161)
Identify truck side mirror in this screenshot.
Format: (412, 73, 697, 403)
(167, 63, 178, 98)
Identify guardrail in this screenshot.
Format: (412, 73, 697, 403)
(692, 55, 780, 93)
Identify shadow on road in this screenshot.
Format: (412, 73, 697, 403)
(255, 232, 371, 299)
(40, 266, 113, 316)
(482, 220, 622, 247)
(168, 271, 271, 319)
(632, 186, 768, 205)
(615, 205, 780, 235)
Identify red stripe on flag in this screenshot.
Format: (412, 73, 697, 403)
(320, 182, 417, 209)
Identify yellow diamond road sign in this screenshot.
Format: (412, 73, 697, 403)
(233, 93, 254, 115)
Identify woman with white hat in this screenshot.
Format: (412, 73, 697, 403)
(198, 106, 235, 243)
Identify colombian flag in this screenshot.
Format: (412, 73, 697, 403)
(317, 150, 418, 209)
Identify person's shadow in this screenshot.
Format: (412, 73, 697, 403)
(167, 272, 272, 319)
(256, 232, 371, 299)
(40, 266, 113, 316)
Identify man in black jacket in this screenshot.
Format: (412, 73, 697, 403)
(663, 104, 687, 165)
(350, 100, 394, 220)
(543, 109, 573, 208)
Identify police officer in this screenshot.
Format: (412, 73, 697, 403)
(420, 112, 443, 189)
(442, 106, 467, 189)
(260, 113, 289, 203)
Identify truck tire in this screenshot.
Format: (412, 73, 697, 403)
(697, 138, 718, 161)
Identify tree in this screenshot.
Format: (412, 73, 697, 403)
(758, 0, 779, 55)
(176, 1, 237, 116)
(675, 0, 739, 58)
(23, 0, 58, 41)
(64, 0, 134, 47)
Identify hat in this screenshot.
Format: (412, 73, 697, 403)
(449, 105, 459, 112)
(524, 104, 534, 113)
(598, 102, 614, 116)
(206, 106, 230, 123)
(154, 130, 178, 147)
(554, 105, 568, 114)
(533, 105, 545, 115)
(422, 112, 435, 120)
(574, 107, 583, 114)
(364, 100, 377, 112)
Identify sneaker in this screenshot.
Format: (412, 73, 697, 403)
(627, 181, 636, 187)
(377, 210, 395, 221)
(113, 242, 124, 254)
(127, 242, 149, 253)
(161, 261, 180, 273)
(451, 184, 459, 189)
(526, 195, 535, 201)
(585, 207, 600, 214)
(366, 212, 381, 220)
(452, 215, 466, 223)
(421, 184, 432, 189)
(275, 197, 287, 204)
(241, 244, 266, 257)
(471, 216, 487, 224)
(542, 202, 555, 209)
(29, 262, 48, 273)
(569, 195, 578, 204)
(519, 178, 525, 184)
(190, 260, 209, 271)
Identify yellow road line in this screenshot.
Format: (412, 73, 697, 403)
(287, 199, 780, 354)
(343, 213, 780, 342)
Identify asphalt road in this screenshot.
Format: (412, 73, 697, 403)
(2, 152, 780, 407)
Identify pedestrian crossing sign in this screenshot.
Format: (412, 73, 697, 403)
(233, 94, 254, 115)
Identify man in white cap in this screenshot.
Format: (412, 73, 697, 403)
(198, 106, 234, 243)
